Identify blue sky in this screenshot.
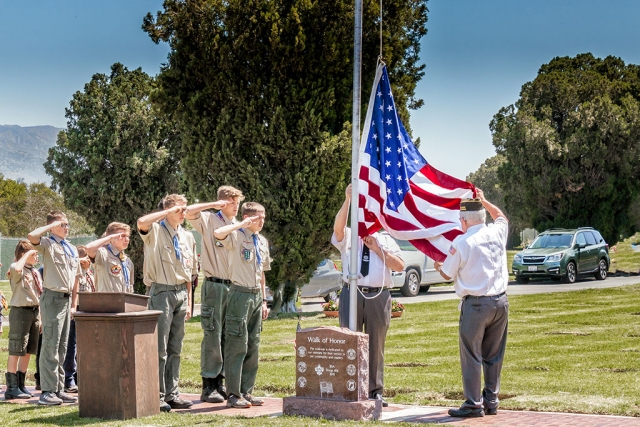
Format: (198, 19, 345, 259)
(2, 0, 640, 179)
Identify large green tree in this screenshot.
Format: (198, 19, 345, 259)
(45, 63, 182, 291)
(142, 0, 429, 299)
(490, 53, 640, 244)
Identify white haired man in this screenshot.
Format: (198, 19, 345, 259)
(434, 189, 509, 418)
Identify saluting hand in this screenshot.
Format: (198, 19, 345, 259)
(212, 200, 228, 210)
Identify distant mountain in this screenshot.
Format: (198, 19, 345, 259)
(0, 125, 62, 184)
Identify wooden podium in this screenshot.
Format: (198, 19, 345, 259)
(74, 293, 161, 420)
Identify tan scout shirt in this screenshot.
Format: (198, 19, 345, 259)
(35, 235, 81, 292)
(188, 211, 234, 279)
(94, 246, 134, 293)
(9, 263, 41, 307)
(221, 229, 271, 288)
(140, 221, 198, 285)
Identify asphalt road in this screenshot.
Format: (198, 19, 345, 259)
(299, 274, 640, 312)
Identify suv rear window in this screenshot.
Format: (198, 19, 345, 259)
(584, 232, 597, 246)
(530, 234, 573, 249)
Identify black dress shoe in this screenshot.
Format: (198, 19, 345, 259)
(448, 407, 484, 418)
(167, 397, 193, 409)
(485, 407, 497, 415)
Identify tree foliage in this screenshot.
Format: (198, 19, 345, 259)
(0, 174, 91, 237)
(490, 53, 640, 244)
(45, 63, 182, 291)
(142, 0, 429, 296)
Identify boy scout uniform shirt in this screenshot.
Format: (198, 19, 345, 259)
(188, 211, 234, 279)
(220, 229, 271, 288)
(9, 263, 41, 307)
(441, 217, 509, 297)
(34, 235, 81, 292)
(93, 246, 134, 293)
(331, 228, 401, 288)
(78, 268, 95, 293)
(140, 221, 198, 285)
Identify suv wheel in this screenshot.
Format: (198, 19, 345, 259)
(516, 276, 529, 284)
(563, 261, 577, 284)
(401, 268, 421, 297)
(594, 259, 608, 281)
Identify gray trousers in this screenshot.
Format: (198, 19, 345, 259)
(459, 294, 509, 410)
(200, 279, 229, 379)
(39, 288, 71, 393)
(338, 285, 391, 397)
(224, 287, 262, 397)
(149, 283, 188, 401)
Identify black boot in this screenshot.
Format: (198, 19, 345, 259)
(34, 372, 40, 391)
(214, 374, 227, 400)
(201, 377, 224, 403)
(17, 371, 33, 397)
(4, 372, 30, 400)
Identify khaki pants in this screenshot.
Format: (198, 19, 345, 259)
(223, 286, 262, 397)
(39, 289, 71, 393)
(149, 283, 187, 401)
(200, 279, 229, 379)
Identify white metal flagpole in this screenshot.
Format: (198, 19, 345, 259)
(349, 0, 363, 332)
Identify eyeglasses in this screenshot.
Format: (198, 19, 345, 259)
(60, 223, 70, 229)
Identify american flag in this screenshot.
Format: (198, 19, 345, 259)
(357, 64, 476, 262)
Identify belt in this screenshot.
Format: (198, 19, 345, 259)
(205, 277, 232, 285)
(229, 284, 261, 294)
(45, 289, 71, 298)
(343, 284, 388, 294)
(15, 306, 39, 311)
(465, 292, 507, 300)
(152, 283, 187, 292)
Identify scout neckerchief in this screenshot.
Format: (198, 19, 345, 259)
(50, 235, 77, 259)
(85, 270, 96, 292)
(107, 244, 130, 291)
(26, 264, 43, 296)
(160, 220, 182, 261)
(252, 233, 262, 266)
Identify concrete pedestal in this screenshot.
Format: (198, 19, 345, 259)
(74, 310, 162, 420)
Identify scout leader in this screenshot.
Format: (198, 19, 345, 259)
(27, 211, 81, 406)
(213, 202, 270, 409)
(84, 222, 134, 293)
(137, 194, 197, 413)
(186, 185, 245, 404)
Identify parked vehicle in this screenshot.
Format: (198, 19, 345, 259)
(300, 259, 343, 302)
(384, 233, 452, 296)
(511, 227, 610, 284)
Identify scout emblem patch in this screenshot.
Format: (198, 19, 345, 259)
(242, 248, 251, 261)
(110, 264, 122, 276)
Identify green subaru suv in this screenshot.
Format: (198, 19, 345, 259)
(511, 228, 610, 284)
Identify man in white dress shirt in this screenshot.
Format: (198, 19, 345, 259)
(332, 184, 404, 407)
(434, 189, 509, 418)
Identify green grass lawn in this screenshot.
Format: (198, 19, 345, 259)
(3, 283, 640, 424)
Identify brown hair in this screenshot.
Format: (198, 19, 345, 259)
(46, 210, 66, 224)
(15, 239, 35, 260)
(77, 245, 88, 258)
(217, 186, 245, 201)
(241, 202, 266, 217)
(162, 194, 188, 209)
(104, 222, 131, 236)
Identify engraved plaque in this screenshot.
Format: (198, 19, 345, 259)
(295, 326, 369, 401)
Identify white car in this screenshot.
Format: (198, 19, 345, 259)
(383, 233, 452, 297)
(299, 259, 343, 302)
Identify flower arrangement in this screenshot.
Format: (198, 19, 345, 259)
(322, 299, 339, 312)
(391, 299, 404, 313)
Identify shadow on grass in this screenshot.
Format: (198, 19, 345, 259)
(4, 404, 102, 425)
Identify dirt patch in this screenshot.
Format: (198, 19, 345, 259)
(545, 331, 591, 336)
(522, 366, 550, 371)
(387, 362, 431, 367)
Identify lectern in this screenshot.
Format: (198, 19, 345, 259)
(74, 293, 161, 420)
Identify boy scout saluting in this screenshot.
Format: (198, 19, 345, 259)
(214, 202, 270, 409)
(27, 211, 81, 406)
(84, 222, 134, 293)
(137, 194, 197, 412)
(186, 185, 244, 404)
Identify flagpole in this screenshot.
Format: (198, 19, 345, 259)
(349, 0, 363, 332)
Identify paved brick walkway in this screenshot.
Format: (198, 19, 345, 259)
(2, 388, 640, 426)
